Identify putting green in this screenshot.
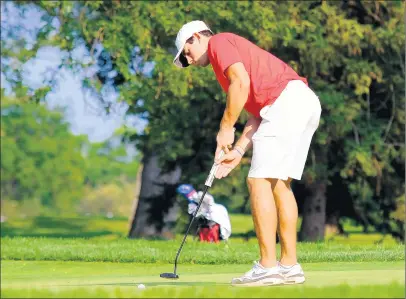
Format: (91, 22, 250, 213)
(1, 261, 404, 298)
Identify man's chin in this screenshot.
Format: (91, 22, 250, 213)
(195, 59, 210, 67)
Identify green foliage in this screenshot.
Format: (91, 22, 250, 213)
(83, 139, 139, 187)
(78, 180, 136, 217)
(0, 95, 139, 217)
(1, 97, 87, 212)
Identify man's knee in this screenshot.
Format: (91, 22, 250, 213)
(271, 178, 292, 195)
(246, 177, 268, 191)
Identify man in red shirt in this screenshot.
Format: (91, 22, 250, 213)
(173, 21, 321, 287)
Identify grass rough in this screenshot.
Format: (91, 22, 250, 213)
(1, 237, 404, 264)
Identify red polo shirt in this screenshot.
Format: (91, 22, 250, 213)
(208, 33, 308, 118)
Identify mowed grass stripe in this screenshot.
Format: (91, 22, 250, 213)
(2, 261, 404, 285)
(1, 261, 404, 298)
(2, 261, 404, 281)
(1, 237, 404, 264)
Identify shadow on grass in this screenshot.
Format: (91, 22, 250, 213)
(0, 216, 121, 239)
(32, 217, 85, 230)
(1, 230, 117, 239)
(231, 230, 257, 240)
(232, 230, 283, 243)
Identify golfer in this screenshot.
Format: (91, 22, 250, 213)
(173, 20, 321, 287)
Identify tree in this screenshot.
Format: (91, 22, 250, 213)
(1, 96, 87, 213)
(3, 1, 404, 240)
(0, 95, 140, 217)
(83, 131, 140, 188)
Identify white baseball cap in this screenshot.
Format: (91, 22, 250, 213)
(173, 20, 212, 68)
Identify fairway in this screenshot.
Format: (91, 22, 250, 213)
(1, 228, 405, 297)
(1, 260, 404, 298)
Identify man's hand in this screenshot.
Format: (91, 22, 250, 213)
(215, 127, 235, 159)
(215, 149, 242, 179)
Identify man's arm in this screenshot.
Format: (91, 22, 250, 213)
(219, 62, 250, 130)
(234, 115, 262, 155)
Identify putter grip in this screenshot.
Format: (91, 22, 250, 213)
(205, 150, 225, 187)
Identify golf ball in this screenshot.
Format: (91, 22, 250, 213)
(137, 284, 146, 289)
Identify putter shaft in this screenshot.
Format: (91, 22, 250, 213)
(173, 185, 209, 275)
(172, 150, 224, 275)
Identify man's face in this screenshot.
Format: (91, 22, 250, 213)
(182, 33, 210, 67)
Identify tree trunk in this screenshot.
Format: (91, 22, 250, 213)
(299, 181, 327, 242)
(127, 163, 143, 232)
(325, 211, 346, 236)
(128, 152, 181, 239)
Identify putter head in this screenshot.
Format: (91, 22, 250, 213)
(160, 272, 179, 279)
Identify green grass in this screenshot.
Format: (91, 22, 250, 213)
(3, 284, 404, 298)
(1, 215, 404, 297)
(0, 216, 129, 240)
(2, 237, 404, 264)
(1, 214, 399, 245)
(1, 261, 404, 298)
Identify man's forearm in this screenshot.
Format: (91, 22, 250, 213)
(234, 116, 262, 153)
(220, 80, 249, 130)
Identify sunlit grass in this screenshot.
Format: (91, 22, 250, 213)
(0, 216, 129, 240)
(1, 261, 404, 298)
(1, 214, 403, 299)
(3, 283, 404, 298)
(1, 214, 399, 244)
(1, 237, 403, 264)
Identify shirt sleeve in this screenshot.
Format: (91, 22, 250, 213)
(208, 35, 242, 75)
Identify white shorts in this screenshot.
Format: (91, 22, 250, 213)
(248, 80, 322, 180)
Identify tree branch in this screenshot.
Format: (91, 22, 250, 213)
(366, 92, 370, 126)
(346, 1, 383, 26)
(311, 149, 316, 173)
(351, 121, 360, 145)
(384, 143, 404, 147)
(399, 51, 405, 75)
(383, 88, 395, 143)
(376, 91, 391, 111)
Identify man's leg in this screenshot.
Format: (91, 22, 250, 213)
(247, 177, 278, 268)
(230, 177, 286, 286)
(271, 178, 298, 266)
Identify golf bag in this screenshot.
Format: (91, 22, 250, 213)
(176, 184, 231, 243)
(198, 221, 220, 243)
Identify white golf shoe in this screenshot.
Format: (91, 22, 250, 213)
(277, 262, 306, 284)
(231, 261, 285, 287)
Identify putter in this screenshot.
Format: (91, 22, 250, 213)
(160, 150, 225, 279)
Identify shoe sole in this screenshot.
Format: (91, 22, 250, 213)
(283, 277, 306, 285)
(231, 278, 285, 287)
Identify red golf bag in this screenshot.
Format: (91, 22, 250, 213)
(197, 219, 220, 243)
